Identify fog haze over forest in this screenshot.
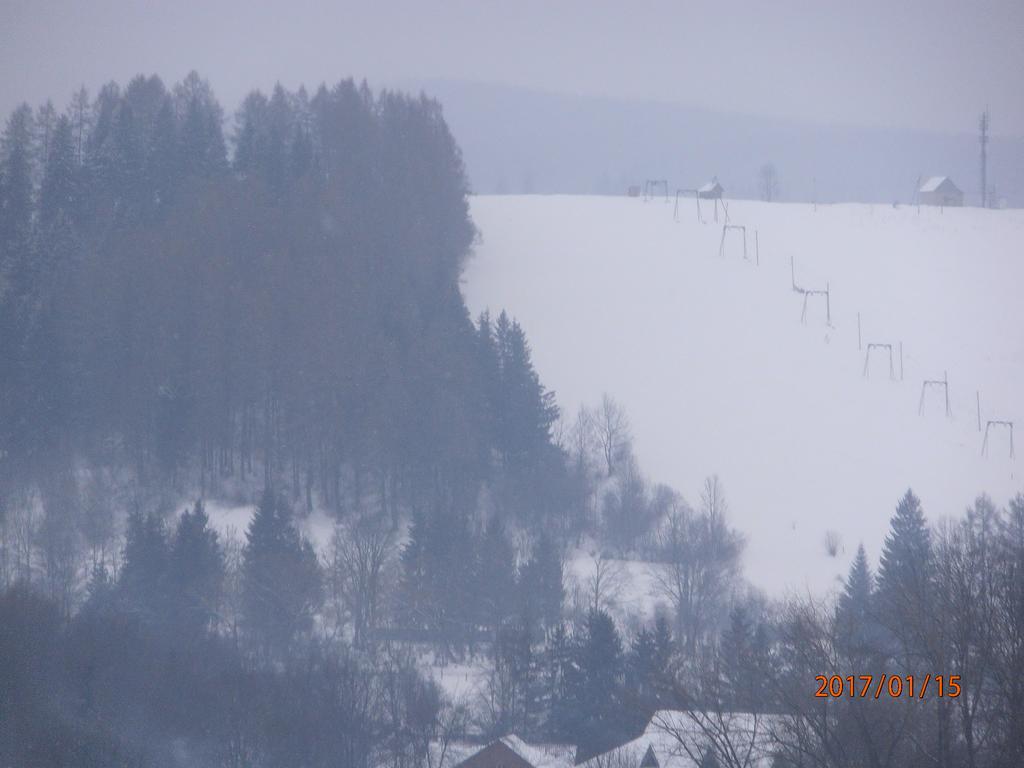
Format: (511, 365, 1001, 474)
(2, 3, 1024, 768)
(3, 0, 1023, 204)
(411, 78, 1024, 204)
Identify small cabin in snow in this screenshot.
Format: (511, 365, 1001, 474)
(919, 176, 963, 207)
(698, 179, 724, 199)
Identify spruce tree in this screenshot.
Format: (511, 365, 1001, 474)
(837, 543, 881, 662)
(876, 489, 933, 659)
(39, 115, 78, 229)
(396, 510, 429, 631)
(569, 609, 627, 752)
(477, 518, 516, 640)
(0, 105, 35, 261)
(519, 531, 564, 633)
(241, 490, 322, 656)
(146, 97, 180, 215)
(119, 511, 170, 622)
(168, 500, 224, 637)
(628, 625, 660, 712)
(653, 614, 674, 672)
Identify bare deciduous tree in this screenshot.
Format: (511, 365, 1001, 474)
(653, 708, 773, 768)
(424, 696, 470, 768)
(569, 404, 597, 473)
(583, 550, 627, 615)
(595, 394, 632, 476)
(651, 476, 743, 656)
(325, 513, 397, 648)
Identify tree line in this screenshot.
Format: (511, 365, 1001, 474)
(2, 70, 1022, 768)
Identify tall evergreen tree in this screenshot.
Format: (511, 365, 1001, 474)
(567, 609, 628, 753)
(519, 531, 564, 634)
(836, 543, 881, 662)
(241, 490, 322, 656)
(477, 517, 516, 640)
(877, 491, 931, 615)
(119, 511, 170, 622)
(39, 115, 78, 229)
(168, 500, 224, 637)
(0, 105, 35, 262)
(495, 312, 558, 468)
(876, 489, 935, 671)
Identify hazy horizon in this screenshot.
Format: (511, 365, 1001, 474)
(3, 0, 1023, 138)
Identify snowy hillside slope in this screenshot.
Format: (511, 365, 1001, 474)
(462, 195, 1024, 596)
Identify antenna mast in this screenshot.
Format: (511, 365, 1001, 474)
(980, 109, 990, 208)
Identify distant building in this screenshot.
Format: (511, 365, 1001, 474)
(919, 176, 963, 207)
(697, 179, 724, 199)
(448, 735, 576, 768)
(578, 710, 780, 768)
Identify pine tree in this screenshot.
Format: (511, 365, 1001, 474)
(145, 97, 180, 215)
(33, 101, 57, 182)
(477, 518, 516, 639)
(176, 71, 227, 178)
(396, 510, 429, 631)
(241, 490, 322, 656)
(544, 623, 574, 740)
(653, 614, 674, 672)
(876, 489, 933, 660)
(0, 104, 35, 260)
(168, 500, 224, 637)
(837, 543, 880, 662)
(39, 115, 78, 229)
(476, 311, 503, 452)
(496, 313, 558, 468)
(519, 531, 564, 633)
(628, 625, 660, 713)
(68, 87, 92, 165)
(0, 105, 37, 487)
(568, 609, 627, 752)
(119, 511, 170, 622)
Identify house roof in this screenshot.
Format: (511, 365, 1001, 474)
(698, 180, 723, 193)
(499, 735, 576, 768)
(577, 710, 780, 768)
(640, 743, 661, 767)
(919, 176, 959, 193)
(446, 735, 576, 768)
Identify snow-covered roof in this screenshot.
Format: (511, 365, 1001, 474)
(440, 735, 576, 768)
(698, 180, 723, 193)
(500, 735, 576, 768)
(919, 176, 959, 193)
(578, 710, 779, 768)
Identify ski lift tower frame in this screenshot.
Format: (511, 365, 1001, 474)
(719, 224, 748, 260)
(919, 371, 951, 417)
(801, 283, 831, 326)
(643, 179, 669, 202)
(674, 188, 700, 222)
(863, 342, 901, 380)
(982, 420, 1015, 458)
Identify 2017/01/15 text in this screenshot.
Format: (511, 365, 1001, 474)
(814, 674, 961, 699)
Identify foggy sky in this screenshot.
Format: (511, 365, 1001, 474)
(2, 0, 1023, 137)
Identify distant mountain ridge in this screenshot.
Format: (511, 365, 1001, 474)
(404, 79, 1024, 207)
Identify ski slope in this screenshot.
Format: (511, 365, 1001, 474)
(462, 195, 1024, 596)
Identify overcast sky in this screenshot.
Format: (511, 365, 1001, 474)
(2, 0, 1022, 137)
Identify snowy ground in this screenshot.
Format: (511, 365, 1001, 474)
(463, 195, 1024, 597)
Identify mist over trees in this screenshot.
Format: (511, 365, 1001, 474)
(1, 71, 1022, 768)
(0, 71, 498, 520)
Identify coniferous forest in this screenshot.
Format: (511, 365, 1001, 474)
(2, 73, 1024, 768)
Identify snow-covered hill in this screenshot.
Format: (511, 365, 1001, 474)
(463, 195, 1024, 596)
